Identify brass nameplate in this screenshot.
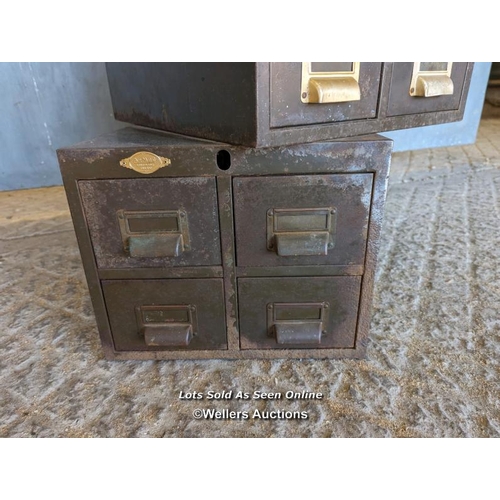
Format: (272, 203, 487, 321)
(120, 152, 171, 174)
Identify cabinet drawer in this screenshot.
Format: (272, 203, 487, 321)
(79, 178, 221, 268)
(102, 279, 227, 351)
(233, 174, 373, 267)
(270, 62, 382, 127)
(387, 62, 468, 117)
(238, 277, 361, 349)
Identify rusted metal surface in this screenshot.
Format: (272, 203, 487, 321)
(57, 128, 391, 176)
(216, 177, 240, 351)
(57, 128, 392, 360)
(233, 174, 373, 267)
(97, 267, 223, 280)
(79, 178, 221, 268)
(105, 62, 474, 148)
(102, 279, 227, 351)
(235, 265, 364, 277)
(238, 277, 361, 349)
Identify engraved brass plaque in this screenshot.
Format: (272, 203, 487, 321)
(120, 152, 171, 174)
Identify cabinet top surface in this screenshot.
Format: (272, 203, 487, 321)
(58, 127, 393, 153)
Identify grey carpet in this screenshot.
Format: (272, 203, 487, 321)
(1, 119, 499, 438)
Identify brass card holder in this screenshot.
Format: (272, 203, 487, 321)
(118, 209, 190, 258)
(267, 207, 336, 257)
(410, 62, 454, 97)
(267, 302, 329, 345)
(136, 305, 198, 347)
(301, 62, 361, 103)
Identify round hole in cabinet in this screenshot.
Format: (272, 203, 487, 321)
(216, 150, 231, 171)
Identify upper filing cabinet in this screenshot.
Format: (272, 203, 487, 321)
(106, 62, 474, 148)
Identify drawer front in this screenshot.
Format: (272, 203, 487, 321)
(79, 178, 221, 268)
(102, 279, 226, 351)
(238, 277, 361, 349)
(233, 174, 373, 267)
(270, 62, 382, 128)
(387, 62, 468, 117)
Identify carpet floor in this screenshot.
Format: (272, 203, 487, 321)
(1, 119, 499, 438)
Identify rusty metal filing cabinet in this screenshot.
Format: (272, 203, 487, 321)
(106, 62, 473, 147)
(58, 127, 392, 360)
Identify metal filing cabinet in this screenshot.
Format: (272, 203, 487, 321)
(58, 127, 392, 360)
(106, 62, 473, 147)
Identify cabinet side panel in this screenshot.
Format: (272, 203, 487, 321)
(106, 63, 258, 146)
(57, 153, 116, 358)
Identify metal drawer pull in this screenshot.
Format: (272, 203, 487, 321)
(268, 302, 329, 345)
(410, 62, 454, 97)
(275, 323, 322, 345)
(276, 232, 329, 257)
(301, 62, 361, 104)
(136, 305, 197, 347)
(144, 325, 192, 347)
(267, 207, 336, 257)
(118, 209, 190, 258)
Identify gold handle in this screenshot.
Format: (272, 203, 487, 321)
(301, 62, 361, 104)
(308, 77, 360, 104)
(410, 62, 454, 97)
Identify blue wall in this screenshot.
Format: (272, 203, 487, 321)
(0, 63, 121, 191)
(0, 63, 492, 191)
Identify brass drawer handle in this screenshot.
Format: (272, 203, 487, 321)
(410, 62, 454, 97)
(267, 302, 329, 345)
(118, 209, 190, 258)
(301, 62, 361, 103)
(136, 305, 198, 347)
(267, 207, 336, 257)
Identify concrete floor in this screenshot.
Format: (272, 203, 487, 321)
(1, 119, 500, 437)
